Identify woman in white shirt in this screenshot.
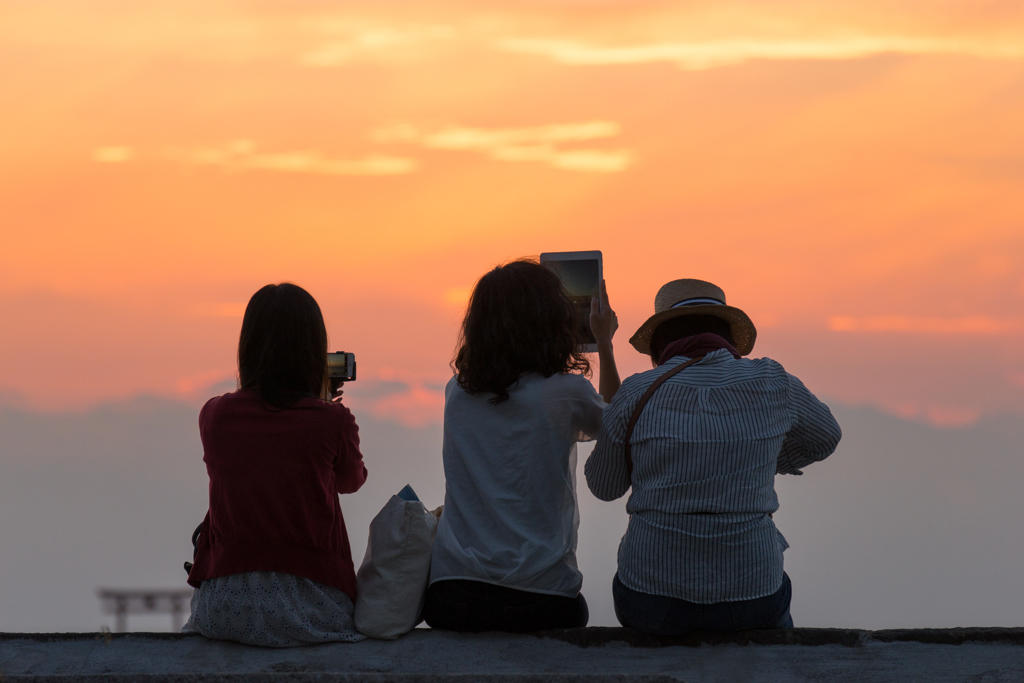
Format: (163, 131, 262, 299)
(424, 259, 620, 632)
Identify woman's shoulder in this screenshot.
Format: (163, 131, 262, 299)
(198, 391, 252, 440)
(324, 398, 356, 422)
(734, 355, 788, 381)
(618, 365, 663, 393)
(538, 371, 600, 400)
(199, 390, 241, 424)
(202, 391, 354, 423)
(297, 396, 357, 433)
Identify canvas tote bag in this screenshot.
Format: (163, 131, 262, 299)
(354, 485, 441, 639)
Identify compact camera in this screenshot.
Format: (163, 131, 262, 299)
(327, 352, 357, 382)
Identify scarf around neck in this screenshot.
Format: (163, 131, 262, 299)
(658, 332, 741, 366)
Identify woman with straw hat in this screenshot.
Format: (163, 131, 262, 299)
(584, 279, 841, 635)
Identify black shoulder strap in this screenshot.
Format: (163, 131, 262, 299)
(623, 355, 705, 481)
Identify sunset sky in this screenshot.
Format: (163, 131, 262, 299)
(2, 0, 1023, 427)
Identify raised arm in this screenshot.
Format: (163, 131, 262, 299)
(584, 388, 632, 501)
(334, 405, 368, 494)
(590, 279, 621, 404)
(776, 374, 842, 475)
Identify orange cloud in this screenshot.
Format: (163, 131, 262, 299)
(373, 122, 632, 173)
(443, 287, 472, 308)
(93, 146, 135, 163)
(175, 369, 235, 397)
(496, 35, 1024, 71)
(169, 140, 417, 176)
(343, 369, 449, 427)
(876, 399, 980, 428)
(829, 316, 1024, 335)
(364, 384, 445, 427)
(298, 24, 456, 66)
(6, 2, 1023, 71)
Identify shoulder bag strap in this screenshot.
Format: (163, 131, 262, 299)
(623, 355, 705, 481)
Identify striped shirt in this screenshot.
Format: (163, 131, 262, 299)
(585, 349, 841, 604)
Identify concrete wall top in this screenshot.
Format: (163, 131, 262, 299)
(3, 628, 1024, 682)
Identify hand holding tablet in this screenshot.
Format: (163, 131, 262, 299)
(540, 250, 621, 402)
(589, 279, 618, 351)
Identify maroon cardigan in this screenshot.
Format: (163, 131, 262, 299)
(187, 390, 367, 600)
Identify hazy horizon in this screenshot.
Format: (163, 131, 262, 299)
(2, 388, 1022, 633)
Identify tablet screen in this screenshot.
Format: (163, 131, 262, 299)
(542, 256, 600, 346)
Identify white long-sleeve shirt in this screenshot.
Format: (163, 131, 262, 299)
(430, 372, 606, 597)
(585, 349, 841, 604)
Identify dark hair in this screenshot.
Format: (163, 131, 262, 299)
(453, 260, 590, 404)
(649, 315, 735, 364)
(238, 283, 328, 409)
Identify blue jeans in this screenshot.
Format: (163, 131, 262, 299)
(613, 573, 793, 636)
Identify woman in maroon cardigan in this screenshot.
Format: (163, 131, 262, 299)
(183, 283, 367, 646)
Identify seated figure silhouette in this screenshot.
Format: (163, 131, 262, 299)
(424, 260, 621, 632)
(586, 279, 841, 635)
(183, 283, 367, 646)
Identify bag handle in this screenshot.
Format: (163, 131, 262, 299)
(623, 355, 705, 480)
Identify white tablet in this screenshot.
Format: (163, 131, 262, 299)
(539, 250, 603, 353)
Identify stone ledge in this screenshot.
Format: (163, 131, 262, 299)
(542, 626, 1024, 647)
(5, 628, 1024, 683)
(0, 676, 685, 683)
(5, 627, 1024, 647)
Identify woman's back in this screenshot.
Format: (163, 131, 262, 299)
(190, 389, 366, 598)
(202, 393, 360, 541)
(587, 349, 841, 604)
(431, 372, 604, 596)
(619, 352, 790, 519)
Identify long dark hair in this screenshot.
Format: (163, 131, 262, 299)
(237, 283, 328, 409)
(453, 260, 590, 404)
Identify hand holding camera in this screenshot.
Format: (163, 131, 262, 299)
(328, 352, 356, 402)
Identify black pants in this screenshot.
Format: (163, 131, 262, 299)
(423, 579, 589, 632)
(613, 572, 793, 636)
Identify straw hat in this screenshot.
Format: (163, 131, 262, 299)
(629, 279, 757, 356)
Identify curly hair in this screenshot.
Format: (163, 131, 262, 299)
(453, 260, 591, 404)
